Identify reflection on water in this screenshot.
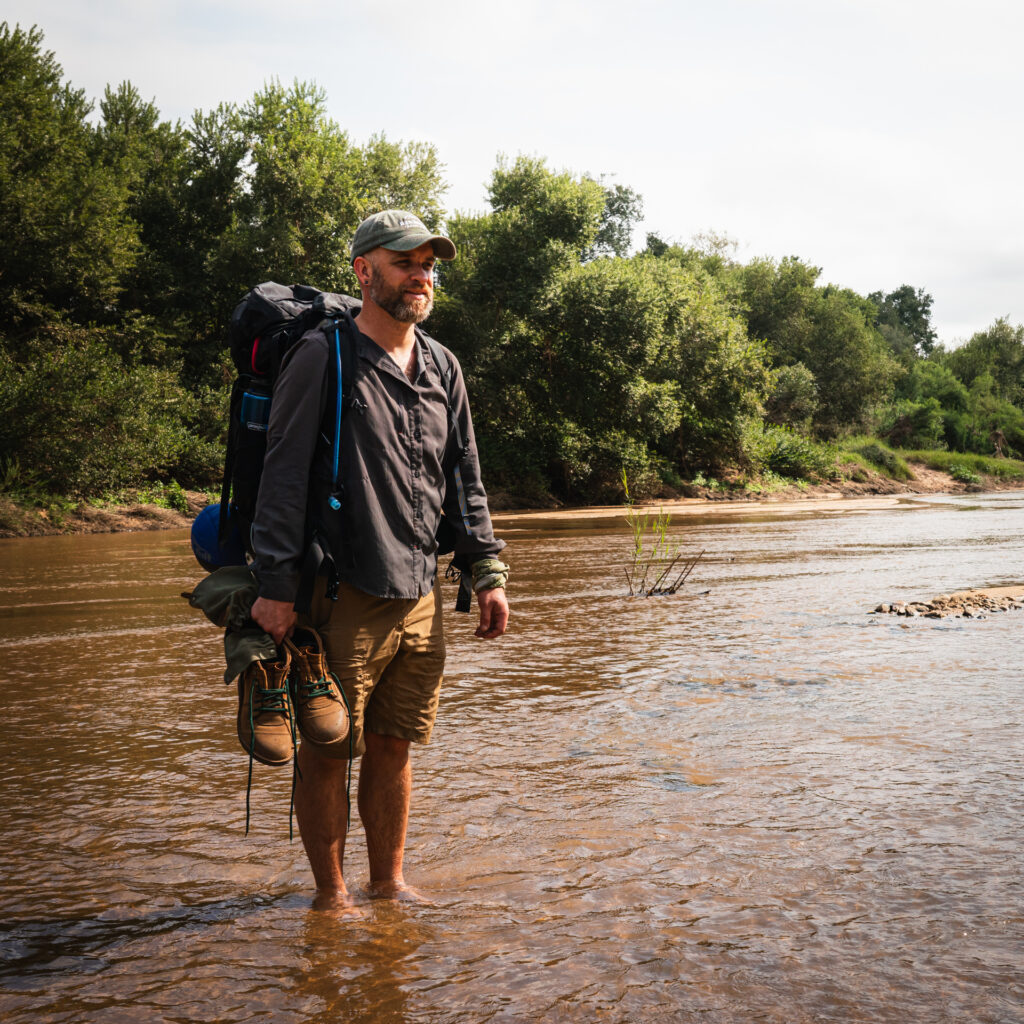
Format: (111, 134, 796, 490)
(1, 493, 1023, 1023)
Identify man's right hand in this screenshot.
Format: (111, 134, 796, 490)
(250, 596, 297, 645)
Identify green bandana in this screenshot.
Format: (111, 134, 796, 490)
(470, 557, 510, 593)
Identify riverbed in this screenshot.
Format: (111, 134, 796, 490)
(1, 491, 1022, 1023)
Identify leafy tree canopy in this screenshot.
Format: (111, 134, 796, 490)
(942, 317, 1024, 408)
(584, 180, 644, 261)
(869, 284, 937, 356)
(734, 257, 901, 432)
(0, 22, 138, 329)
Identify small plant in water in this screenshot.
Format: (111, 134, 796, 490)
(621, 469, 703, 597)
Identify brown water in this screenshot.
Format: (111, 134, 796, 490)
(1, 492, 1023, 1024)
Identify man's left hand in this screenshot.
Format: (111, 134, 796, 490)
(474, 587, 509, 639)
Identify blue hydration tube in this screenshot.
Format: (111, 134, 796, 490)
(329, 324, 343, 510)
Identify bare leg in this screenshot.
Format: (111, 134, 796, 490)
(293, 743, 359, 914)
(359, 732, 427, 901)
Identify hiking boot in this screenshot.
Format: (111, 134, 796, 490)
(286, 629, 350, 755)
(237, 650, 296, 767)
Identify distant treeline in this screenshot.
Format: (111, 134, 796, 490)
(2, 23, 1023, 505)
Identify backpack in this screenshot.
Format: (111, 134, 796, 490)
(218, 281, 474, 612)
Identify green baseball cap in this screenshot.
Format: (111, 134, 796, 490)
(350, 210, 457, 262)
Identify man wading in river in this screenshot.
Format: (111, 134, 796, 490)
(249, 211, 509, 912)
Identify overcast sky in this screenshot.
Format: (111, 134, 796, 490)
(8, 0, 1022, 344)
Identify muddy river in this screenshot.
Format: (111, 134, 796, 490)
(1, 492, 1022, 1023)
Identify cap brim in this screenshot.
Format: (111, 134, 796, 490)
(385, 232, 457, 261)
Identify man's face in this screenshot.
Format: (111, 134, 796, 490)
(359, 243, 436, 324)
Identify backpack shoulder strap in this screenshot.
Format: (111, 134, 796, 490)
(422, 335, 467, 458)
(319, 313, 361, 504)
(294, 315, 356, 614)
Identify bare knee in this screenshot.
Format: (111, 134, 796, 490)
(364, 732, 410, 764)
(297, 742, 351, 779)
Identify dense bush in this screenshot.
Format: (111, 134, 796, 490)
(0, 323, 220, 495)
(881, 398, 946, 449)
(743, 421, 837, 479)
(844, 440, 913, 481)
(765, 362, 819, 428)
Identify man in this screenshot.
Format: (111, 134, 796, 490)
(249, 210, 509, 913)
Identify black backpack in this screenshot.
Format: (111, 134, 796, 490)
(220, 282, 360, 546)
(219, 281, 474, 612)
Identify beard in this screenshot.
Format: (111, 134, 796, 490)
(365, 265, 434, 324)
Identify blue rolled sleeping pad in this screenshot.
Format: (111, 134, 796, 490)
(191, 503, 247, 573)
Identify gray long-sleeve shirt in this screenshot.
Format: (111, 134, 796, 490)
(251, 316, 503, 603)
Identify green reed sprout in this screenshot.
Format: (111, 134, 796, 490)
(621, 469, 704, 597)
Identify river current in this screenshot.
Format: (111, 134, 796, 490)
(1, 491, 1022, 1023)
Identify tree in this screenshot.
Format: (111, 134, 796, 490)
(644, 232, 669, 258)
(869, 285, 937, 356)
(0, 319, 220, 495)
(645, 231, 739, 281)
(431, 157, 608, 493)
(766, 362, 819, 428)
(174, 81, 448, 383)
(0, 22, 138, 329)
(734, 257, 900, 433)
(95, 81, 192, 338)
(584, 180, 643, 260)
(434, 158, 769, 500)
(943, 318, 1024, 408)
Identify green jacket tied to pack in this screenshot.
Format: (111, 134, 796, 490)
(182, 565, 278, 684)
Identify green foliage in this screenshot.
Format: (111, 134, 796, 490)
(869, 284, 937, 356)
(949, 464, 981, 485)
(621, 470, 702, 596)
(734, 257, 901, 432)
(0, 23, 139, 327)
(441, 155, 606, 323)
(4, 24, 1023, 517)
(584, 180, 643, 260)
(742, 421, 837, 479)
(0, 320, 220, 496)
(644, 233, 669, 257)
(942, 318, 1024, 408)
(901, 360, 969, 410)
(176, 81, 448, 377)
(690, 471, 724, 491)
(133, 479, 190, 511)
(651, 231, 740, 281)
(741, 470, 792, 496)
(899, 449, 1024, 481)
(841, 438, 913, 481)
(766, 361, 819, 427)
(885, 350, 1024, 456)
(880, 397, 946, 449)
(437, 161, 770, 503)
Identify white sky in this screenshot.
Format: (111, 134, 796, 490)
(7, 0, 1023, 345)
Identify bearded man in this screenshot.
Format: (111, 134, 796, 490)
(249, 210, 509, 913)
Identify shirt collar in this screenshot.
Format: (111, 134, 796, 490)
(349, 317, 440, 388)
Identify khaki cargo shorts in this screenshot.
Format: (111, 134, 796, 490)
(302, 581, 445, 758)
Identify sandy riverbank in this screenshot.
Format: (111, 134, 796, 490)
(2, 464, 1022, 539)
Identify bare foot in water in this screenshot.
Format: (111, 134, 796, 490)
(311, 889, 364, 918)
(365, 881, 433, 905)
